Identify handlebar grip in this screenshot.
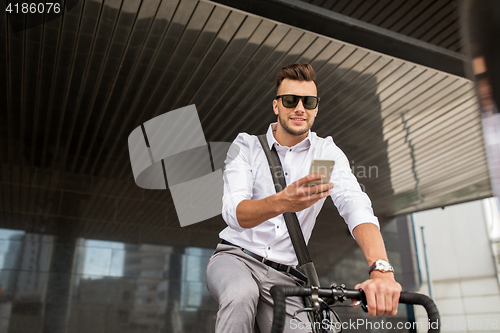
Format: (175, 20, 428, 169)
(399, 292, 440, 333)
(270, 286, 307, 333)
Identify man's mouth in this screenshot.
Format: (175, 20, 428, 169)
(290, 117, 306, 122)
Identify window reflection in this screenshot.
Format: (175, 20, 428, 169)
(0, 229, 53, 331)
(81, 240, 125, 278)
(0, 228, 217, 333)
(0, 229, 25, 270)
(0, 230, 52, 299)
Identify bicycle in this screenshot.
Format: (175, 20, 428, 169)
(270, 284, 440, 333)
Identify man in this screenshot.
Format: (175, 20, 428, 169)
(206, 63, 401, 333)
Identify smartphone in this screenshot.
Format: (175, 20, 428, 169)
(308, 159, 335, 185)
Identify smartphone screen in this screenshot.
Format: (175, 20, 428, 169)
(308, 159, 335, 185)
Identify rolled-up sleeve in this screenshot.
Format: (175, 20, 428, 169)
(221, 134, 254, 232)
(326, 139, 379, 235)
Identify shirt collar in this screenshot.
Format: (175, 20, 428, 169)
(265, 123, 312, 151)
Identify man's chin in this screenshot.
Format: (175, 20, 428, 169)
(286, 125, 310, 136)
(279, 117, 312, 136)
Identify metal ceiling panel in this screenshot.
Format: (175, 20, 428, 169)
(300, 0, 462, 52)
(1, 0, 491, 245)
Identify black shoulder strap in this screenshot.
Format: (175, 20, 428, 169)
(257, 134, 320, 286)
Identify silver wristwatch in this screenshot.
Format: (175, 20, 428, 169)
(368, 259, 394, 275)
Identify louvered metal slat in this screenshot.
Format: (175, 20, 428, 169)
(94, 0, 167, 177)
(300, 0, 461, 52)
(378, 0, 421, 30)
(414, 2, 456, 41)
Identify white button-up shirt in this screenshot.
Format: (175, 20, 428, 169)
(220, 123, 379, 265)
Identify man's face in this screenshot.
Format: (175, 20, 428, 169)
(273, 78, 318, 136)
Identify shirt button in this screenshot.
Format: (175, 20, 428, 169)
(268, 247, 271, 250)
(277, 226, 279, 228)
(289, 148, 292, 152)
(285, 172, 288, 176)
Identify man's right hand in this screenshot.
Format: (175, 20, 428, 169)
(235, 174, 333, 229)
(276, 174, 333, 213)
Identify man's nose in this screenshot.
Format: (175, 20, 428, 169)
(295, 99, 306, 112)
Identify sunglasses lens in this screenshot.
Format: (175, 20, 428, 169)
(282, 95, 299, 108)
(279, 95, 318, 109)
(303, 96, 318, 109)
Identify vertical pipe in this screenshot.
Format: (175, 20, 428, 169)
(420, 226, 433, 299)
(411, 214, 422, 287)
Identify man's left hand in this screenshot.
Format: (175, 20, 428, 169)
(354, 272, 402, 316)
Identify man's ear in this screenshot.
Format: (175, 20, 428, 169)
(273, 99, 279, 115)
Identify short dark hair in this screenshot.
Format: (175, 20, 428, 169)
(276, 63, 317, 93)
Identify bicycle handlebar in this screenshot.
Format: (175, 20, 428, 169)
(270, 285, 440, 333)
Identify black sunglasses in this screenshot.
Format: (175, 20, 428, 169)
(276, 94, 320, 110)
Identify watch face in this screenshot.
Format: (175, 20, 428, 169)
(375, 260, 393, 272)
(369, 259, 394, 274)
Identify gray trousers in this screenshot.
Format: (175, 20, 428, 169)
(206, 243, 310, 333)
